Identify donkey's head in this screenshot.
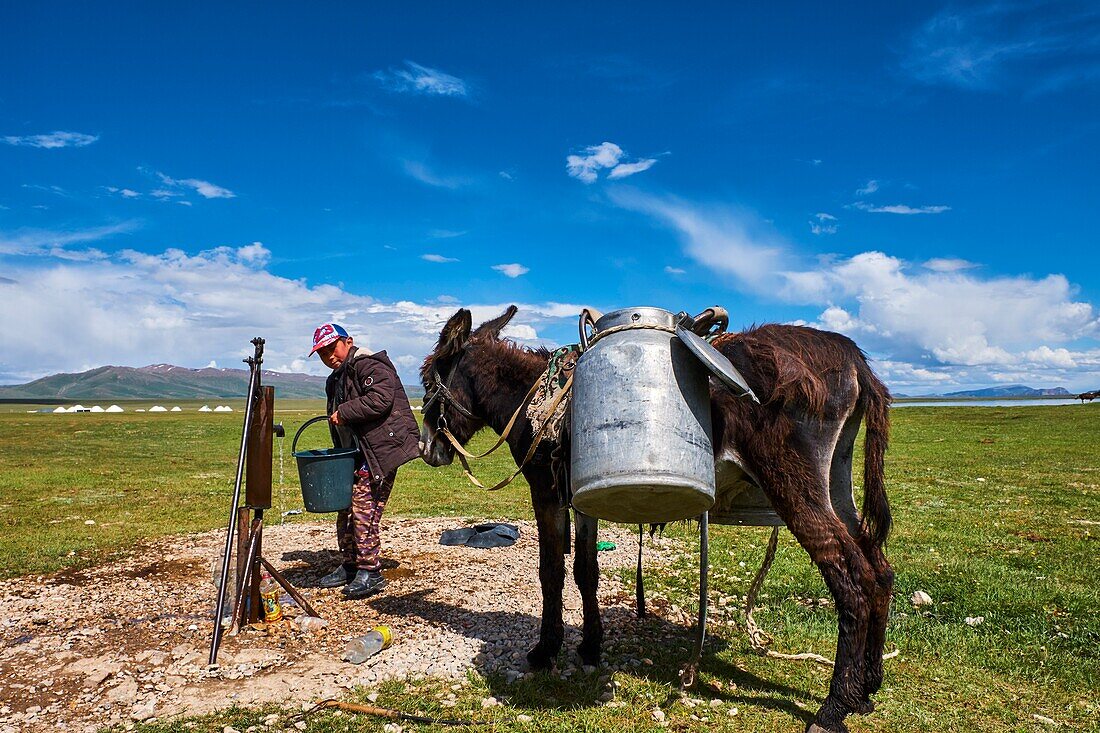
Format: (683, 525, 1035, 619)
(419, 305, 519, 466)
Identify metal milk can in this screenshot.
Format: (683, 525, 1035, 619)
(569, 307, 731, 524)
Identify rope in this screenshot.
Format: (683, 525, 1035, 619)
(742, 528, 900, 667)
(583, 321, 677, 350)
(443, 370, 575, 492)
(439, 376, 542, 461)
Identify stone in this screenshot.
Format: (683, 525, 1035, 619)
(517, 714, 533, 723)
(652, 708, 666, 722)
(910, 590, 933, 607)
(965, 616, 985, 626)
(130, 700, 156, 721)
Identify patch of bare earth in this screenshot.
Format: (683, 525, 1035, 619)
(0, 517, 681, 731)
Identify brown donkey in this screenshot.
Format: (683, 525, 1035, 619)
(420, 306, 894, 733)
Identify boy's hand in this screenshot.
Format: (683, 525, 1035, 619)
(329, 410, 341, 426)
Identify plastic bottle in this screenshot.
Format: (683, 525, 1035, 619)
(259, 570, 283, 623)
(341, 625, 393, 664)
(296, 615, 328, 633)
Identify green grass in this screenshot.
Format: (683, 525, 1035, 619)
(1, 403, 1098, 731)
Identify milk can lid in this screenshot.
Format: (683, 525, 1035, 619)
(675, 324, 760, 403)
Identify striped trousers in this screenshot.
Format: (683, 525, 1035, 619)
(336, 469, 396, 571)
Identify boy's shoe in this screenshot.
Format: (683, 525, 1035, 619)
(343, 570, 387, 599)
(317, 564, 356, 588)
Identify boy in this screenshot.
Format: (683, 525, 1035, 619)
(309, 323, 421, 598)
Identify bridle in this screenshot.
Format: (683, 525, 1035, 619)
(420, 345, 558, 491)
(422, 352, 476, 436)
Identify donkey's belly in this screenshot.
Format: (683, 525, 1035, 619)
(710, 460, 785, 526)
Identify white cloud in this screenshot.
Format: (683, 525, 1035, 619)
(664, 265, 686, 275)
(809, 212, 838, 235)
(156, 172, 235, 199)
(492, 263, 529, 278)
(422, 254, 458, 263)
(924, 257, 978, 272)
(853, 201, 950, 215)
(608, 158, 658, 179)
(2, 131, 98, 148)
(0, 222, 138, 258)
(374, 61, 469, 97)
(607, 188, 787, 292)
(402, 160, 468, 189)
(567, 142, 657, 184)
(567, 142, 622, 184)
(428, 229, 466, 239)
(611, 191, 1099, 390)
(901, 4, 1100, 93)
(0, 244, 582, 384)
(105, 187, 141, 199)
(856, 179, 879, 196)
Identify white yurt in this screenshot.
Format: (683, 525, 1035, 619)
(105, 405, 124, 413)
(52, 406, 68, 414)
(170, 406, 182, 412)
(90, 405, 105, 413)
(149, 405, 168, 412)
(71, 404, 89, 413)
(135, 409, 146, 412)
(198, 405, 212, 412)
(214, 405, 233, 412)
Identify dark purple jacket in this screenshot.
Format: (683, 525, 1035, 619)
(326, 347, 420, 482)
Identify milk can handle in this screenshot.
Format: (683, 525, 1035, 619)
(292, 415, 334, 453)
(690, 306, 729, 338)
(578, 308, 602, 350)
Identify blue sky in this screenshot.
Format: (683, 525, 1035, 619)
(1, 1, 1098, 392)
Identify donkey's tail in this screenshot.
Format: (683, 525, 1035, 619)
(860, 362, 892, 548)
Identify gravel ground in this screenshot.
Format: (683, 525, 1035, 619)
(0, 516, 686, 732)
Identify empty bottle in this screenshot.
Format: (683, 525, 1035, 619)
(259, 570, 283, 623)
(342, 625, 393, 664)
(296, 615, 328, 633)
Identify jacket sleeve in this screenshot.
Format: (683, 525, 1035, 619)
(337, 359, 396, 424)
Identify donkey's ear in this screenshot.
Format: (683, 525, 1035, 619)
(437, 309, 472, 359)
(473, 305, 518, 340)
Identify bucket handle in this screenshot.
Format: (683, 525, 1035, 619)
(292, 415, 337, 454)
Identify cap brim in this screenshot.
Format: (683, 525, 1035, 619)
(308, 337, 339, 357)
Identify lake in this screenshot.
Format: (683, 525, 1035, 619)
(893, 398, 1088, 408)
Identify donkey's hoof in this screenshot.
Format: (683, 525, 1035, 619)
(577, 642, 601, 668)
(526, 645, 555, 670)
(807, 723, 849, 733)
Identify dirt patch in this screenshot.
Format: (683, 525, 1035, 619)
(0, 517, 682, 732)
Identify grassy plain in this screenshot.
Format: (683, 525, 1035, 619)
(0, 402, 1097, 731)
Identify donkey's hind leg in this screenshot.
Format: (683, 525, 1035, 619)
(764, 481, 874, 733)
(858, 537, 894, 699)
(527, 480, 568, 670)
(573, 510, 603, 666)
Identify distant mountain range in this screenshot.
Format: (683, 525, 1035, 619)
(0, 363, 424, 400)
(896, 384, 1072, 399)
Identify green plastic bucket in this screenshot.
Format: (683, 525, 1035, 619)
(292, 416, 356, 513)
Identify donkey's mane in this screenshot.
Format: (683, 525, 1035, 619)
(420, 333, 551, 384)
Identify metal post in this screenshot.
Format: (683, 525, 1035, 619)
(680, 511, 709, 690)
(209, 338, 264, 665)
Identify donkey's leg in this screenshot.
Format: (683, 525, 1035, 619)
(527, 481, 567, 670)
(573, 510, 603, 666)
(794, 513, 873, 732)
(830, 407, 894, 702)
(828, 408, 863, 540)
(761, 472, 873, 733)
(858, 537, 895, 699)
